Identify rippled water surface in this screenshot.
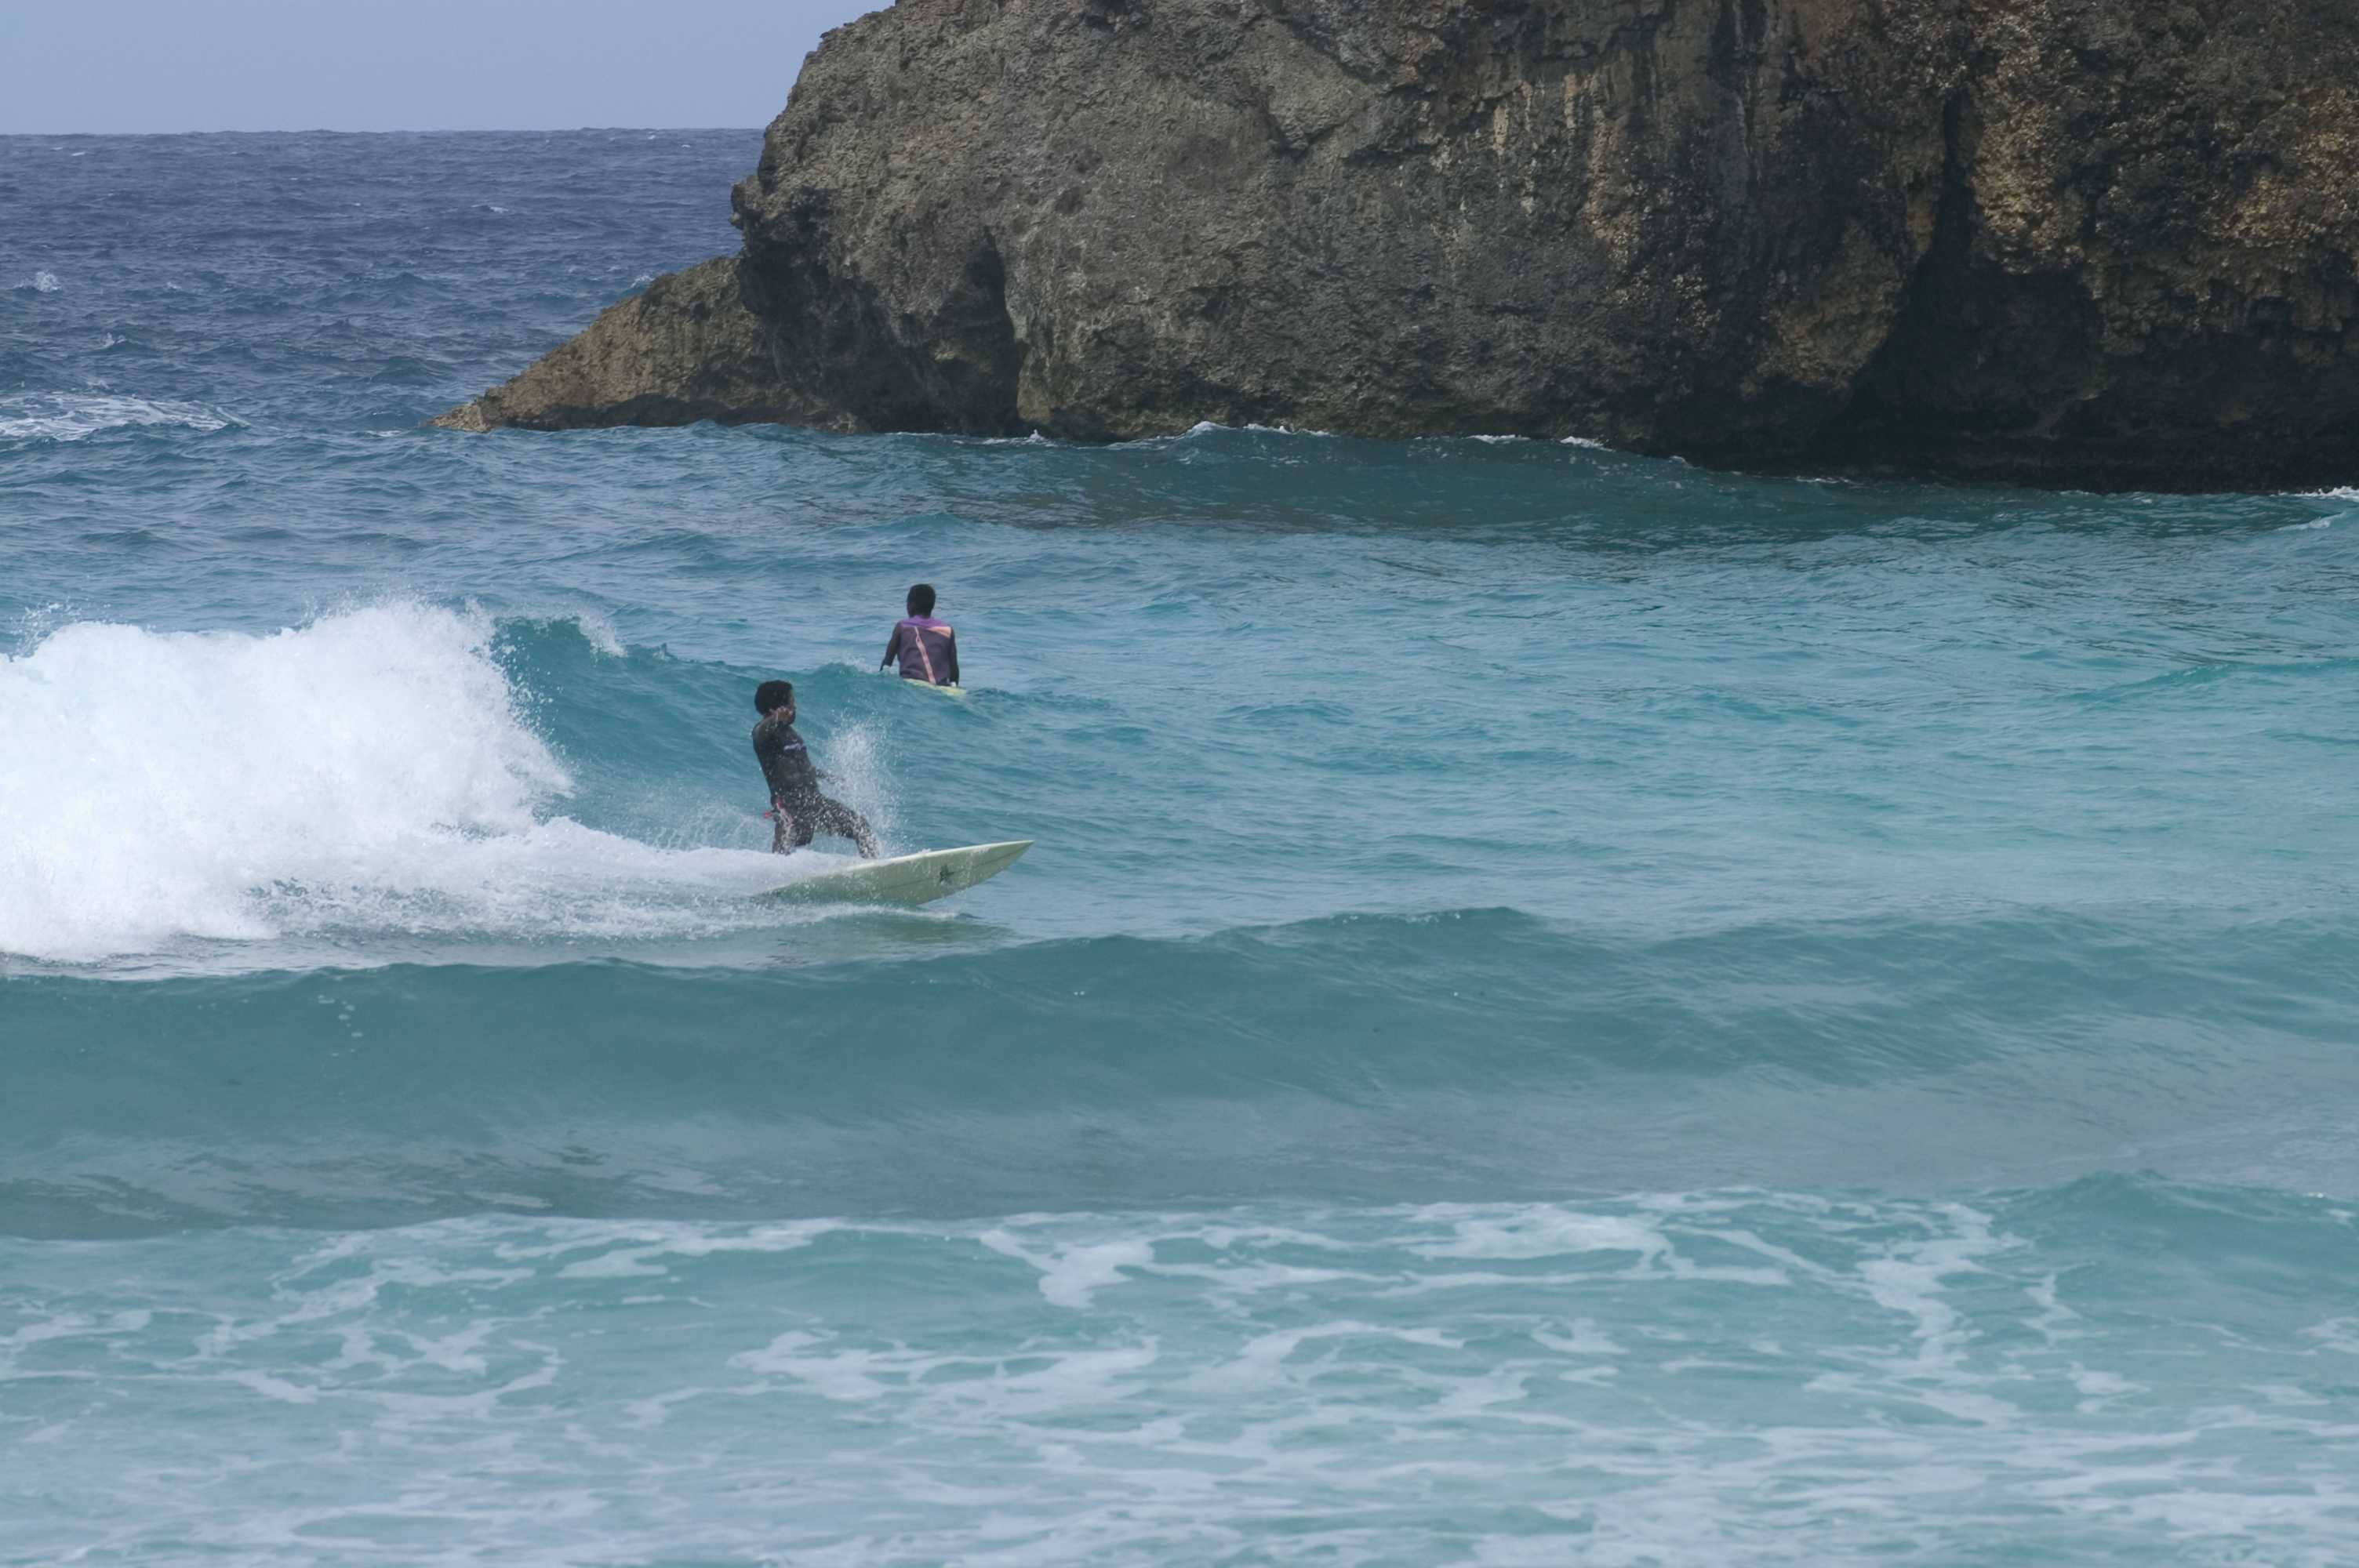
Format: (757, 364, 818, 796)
(5, 132, 2358, 1566)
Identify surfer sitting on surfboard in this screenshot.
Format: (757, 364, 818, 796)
(881, 583, 960, 688)
(752, 681, 881, 858)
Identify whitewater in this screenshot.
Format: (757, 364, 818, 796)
(4, 131, 2357, 1566)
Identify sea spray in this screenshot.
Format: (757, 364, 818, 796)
(816, 716, 902, 853)
(0, 604, 924, 965)
(0, 604, 568, 959)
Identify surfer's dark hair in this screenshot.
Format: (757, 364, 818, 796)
(754, 680, 794, 715)
(907, 583, 936, 616)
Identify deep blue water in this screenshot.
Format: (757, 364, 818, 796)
(4, 130, 2358, 1566)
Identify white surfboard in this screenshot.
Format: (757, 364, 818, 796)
(759, 840, 1032, 906)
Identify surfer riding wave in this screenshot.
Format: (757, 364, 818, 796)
(751, 681, 880, 857)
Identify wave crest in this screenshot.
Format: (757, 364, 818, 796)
(0, 394, 236, 443)
(1, 605, 598, 960)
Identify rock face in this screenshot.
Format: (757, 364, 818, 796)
(438, 0, 2359, 490)
(431, 257, 845, 433)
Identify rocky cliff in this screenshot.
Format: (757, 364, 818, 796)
(437, 0, 2359, 490)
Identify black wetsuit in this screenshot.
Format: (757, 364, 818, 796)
(752, 712, 879, 856)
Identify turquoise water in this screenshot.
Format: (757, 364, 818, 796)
(5, 132, 2358, 1565)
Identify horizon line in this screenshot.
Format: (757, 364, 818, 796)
(2, 125, 772, 140)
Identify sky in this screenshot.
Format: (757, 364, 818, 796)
(1, 0, 878, 135)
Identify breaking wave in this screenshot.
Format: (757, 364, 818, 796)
(0, 604, 894, 964)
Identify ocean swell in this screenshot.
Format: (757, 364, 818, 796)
(8, 902, 2354, 1236)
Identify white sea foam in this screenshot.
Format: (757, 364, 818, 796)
(1412, 1207, 1670, 1261)
(563, 607, 626, 657)
(17, 268, 62, 292)
(16, 1196, 2357, 1566)
(1176, 419, 1338, 439)
(2304, 1317, 2359, 1355)
(1852, 1204, 2006, 1373)
(0, 604, 816, 964)
(2278, 485, 2354, 527)
(0, 604, 552, 959)
(980, 1230, 1155, 1308)
(0, 393, 234, 443)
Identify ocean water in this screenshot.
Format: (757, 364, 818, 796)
(5, 130, 2358, 1566)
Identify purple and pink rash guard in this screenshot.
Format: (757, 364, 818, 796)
(882, 615, 960, 686)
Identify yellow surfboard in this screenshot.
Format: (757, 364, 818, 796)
(888, 673, 966, 699)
